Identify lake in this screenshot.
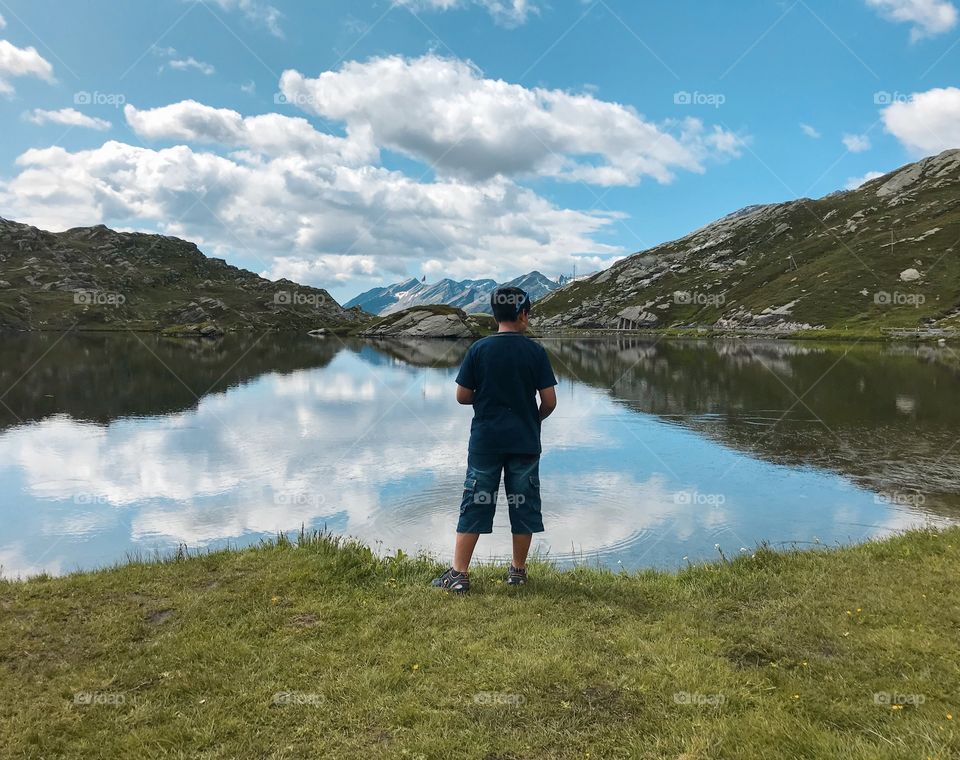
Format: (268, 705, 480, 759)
(1, 332, 958, 579)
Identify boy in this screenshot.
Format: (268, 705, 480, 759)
(431, 286, 558, 594)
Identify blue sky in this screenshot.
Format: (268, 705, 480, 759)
(0, 0, 958, 302)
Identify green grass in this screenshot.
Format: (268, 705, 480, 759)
(2, 528, 959, 759)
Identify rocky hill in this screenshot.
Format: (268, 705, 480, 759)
(0, 219, 363, 333)
(346, 271, 560, 316)
(534, 149, 960, 333)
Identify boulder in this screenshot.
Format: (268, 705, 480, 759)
(360, 307, 476, 338)
(615, 305, 659, 329)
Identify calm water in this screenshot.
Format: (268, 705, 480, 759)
(1, 333, 958, 578)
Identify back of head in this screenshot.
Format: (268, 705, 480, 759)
(490, 286, 531, 323)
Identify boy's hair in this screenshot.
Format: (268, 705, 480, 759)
(490, 286, 531, 323)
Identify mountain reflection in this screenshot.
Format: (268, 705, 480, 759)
(543, 337, 960, 514)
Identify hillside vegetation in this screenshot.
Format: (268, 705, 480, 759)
(0, 218, 362, 333)
(535, 150, 960, 334)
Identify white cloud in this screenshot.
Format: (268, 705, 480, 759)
(842, 133, 872, 152)
(865, 0, 958, 40)
(0, 38, 55, 95)
(394, 0, 537, 27)
(882, 86, 960, 153)
(25, 107, 111, 131)
(1, 55, 745, 292)
(0, 139, 620, 286)
(200, 0, 283, 37)
(124, 100, 377, 163)
(241, 79, 256, 95)
(0, 13, 6, 29)
(800, 123, 821, 139)
(166, 56, 215, 76)
(280, 54, 744, 186)
(845, 170, 884, 190)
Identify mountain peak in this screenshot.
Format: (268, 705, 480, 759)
(347, 270, 562, 316)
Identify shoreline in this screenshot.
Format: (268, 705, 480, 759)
(2, 324, 959, 344)
(532, 326, 959, 344)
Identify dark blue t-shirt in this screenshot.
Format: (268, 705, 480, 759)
(455, 333, 558, 455)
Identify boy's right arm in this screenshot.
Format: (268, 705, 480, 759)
(456, 384, 475, 405)
(455, 346, 477, 405)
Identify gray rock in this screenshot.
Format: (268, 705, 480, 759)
(360, 308, 476, 338)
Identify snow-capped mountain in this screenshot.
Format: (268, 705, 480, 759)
(344, 271, 562, 315)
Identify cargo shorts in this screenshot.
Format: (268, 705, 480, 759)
(456, 451, 544, 535)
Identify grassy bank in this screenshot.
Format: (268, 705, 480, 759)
(2, 529, 959, 759)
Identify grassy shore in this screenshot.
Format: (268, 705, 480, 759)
(2, 529, 959, 759)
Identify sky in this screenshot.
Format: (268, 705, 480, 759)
(0, 0, 959, 303)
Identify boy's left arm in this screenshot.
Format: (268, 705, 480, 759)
(536, 348, 558, 420)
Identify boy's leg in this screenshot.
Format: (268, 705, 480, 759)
(452, 451, 503, 571)
(453, 532, 480, 573)
(511, 533, 533, 569)
(503, 454, 544, 570)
